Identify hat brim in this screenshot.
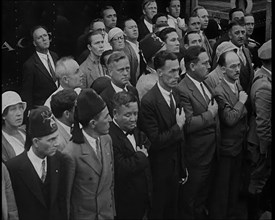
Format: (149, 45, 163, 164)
(2, 101, 27, 114)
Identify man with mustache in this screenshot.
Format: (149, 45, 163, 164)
(109, 91, 152, 219)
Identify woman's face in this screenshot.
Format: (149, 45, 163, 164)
(3, 103, 25, 127)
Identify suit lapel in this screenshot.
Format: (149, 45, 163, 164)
(48, 155, 60, 206)
(19, 152, 47, 207)
(33, 53, 57, 87)
(80, 138, 102, 175)
(221, 79, 238, 106)
(154, 85, 175, 127)
(186, 77, 208, 109)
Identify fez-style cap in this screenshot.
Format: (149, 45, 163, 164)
(140, 33, 165, 62)
(108, 27, 124, 42)
(28, 106, 57, 138)
(77, 88, 106, 124)
(2, 91, 26, 114)
(216, 41, 238, 62)
(258, 39, 271, 60)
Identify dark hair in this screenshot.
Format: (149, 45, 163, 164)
(107, 51, 128, 66)
(185, 14, 200, 24)
(158, 27, 177, 42)
(100, 49, 113, 66)
(183, 31, 200, 45)
(229, 8, 244, 21)
(30, 25, 48, 40)
(154, 50, 178, 70)
(50, 89, 77, 119)
(112, 91, 138, 111)
(152, 12, 168, 25)
(121, 17, 136, 30)
(184, 45, 206, 71)
(89, 18, 104, 30)
(228, 18, 245, 30)
(100, 5, 115, 18)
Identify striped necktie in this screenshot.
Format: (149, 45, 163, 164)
(47, 54, 57, 82)
(41, 159, 47, 183)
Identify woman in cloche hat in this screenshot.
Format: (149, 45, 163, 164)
(2, 91, 27, 161)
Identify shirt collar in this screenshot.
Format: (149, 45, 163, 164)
(111, 81, 127, 93)
(28, 146, 45, 165)
(56, 118, 71, 135)
(186, 73, 201, 87)
(144, 18, 153, 32)
(223, 78, 237, 93)
(157, 82, 172, 96)
(82, 129, 97, 145)
(36, 51, 50, 59)
(113, 119, 126, 134)
(262, 66, 271, 76)
(168, 14, 177, 23)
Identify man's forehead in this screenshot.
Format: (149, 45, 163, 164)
(232, 25, 245, 31)
(167, 31, 178, 39)
(104, 9, 116, 16)
(197, 8, 208, 16)
(93, 21, 105, 28)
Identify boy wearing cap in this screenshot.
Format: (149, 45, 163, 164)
(63, 89, 115, 220)
(2, 91, 27, 162)
(6, 106, 71, 220)
(247, 39, 271, 219)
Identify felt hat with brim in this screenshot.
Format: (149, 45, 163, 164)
(2, 91, 26, 114)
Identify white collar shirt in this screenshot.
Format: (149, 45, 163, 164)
(187, 74, 211, 100)
(157, 82, 175, 108)
(113, 119, 136, 151)
(82, 129, 98, 155)
(111, 81, 128, 93)
(27, 147, 47, 179)
(144, 19, 153, 33)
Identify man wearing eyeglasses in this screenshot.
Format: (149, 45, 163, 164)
(21, 25, 59, 116)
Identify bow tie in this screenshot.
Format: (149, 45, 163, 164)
(125, 130, 134, 136)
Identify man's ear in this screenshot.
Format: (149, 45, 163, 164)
(33, 40, 36, 47)
(228, 31, 232, 40)
(221, 66, 226, 73)
(166, 7, 169, 14)
(87, 44, 92, 51)
(89, 119, 96, 129)
(189, 62, 196, 71)
(157, 68, 162, 77)
(142, 9, 146, 15)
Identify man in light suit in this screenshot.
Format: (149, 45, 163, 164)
(140, 51, 186, 219)
(208, 51, 248, 219)
(50, 89, 78, 151)
(21, 25, 58, 113)
(175, 46, 220, 219)
(63, 88, 115, 220)
(6, 106, 71, 220)
(109, 91, 152, 219)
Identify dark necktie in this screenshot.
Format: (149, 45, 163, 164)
(200, 83, 210, 105)
(41, 159, 47, 183)
(47, 54, 57, 82)
(169, 92, 176, 113)
(126, 129, 134, 136)
(139, 49, 147, 76)
(96, 138, 102, 162)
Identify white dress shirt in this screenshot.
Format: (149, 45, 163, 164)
(111, 81, 128, 93)
(187, 74, 211, 101)
(144, 19, 153, 33)
(157, 82, 175, 108)
(82, 129, 99, 156)
(27, 147, 47, 179)
(113, 119, 136, 151)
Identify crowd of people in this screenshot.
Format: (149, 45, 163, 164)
(2, 0, 271, 220)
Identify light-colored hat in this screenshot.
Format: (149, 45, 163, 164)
(108, 27, 124, 42)
(258, 39, 271, 60)
(2, 91, 26, 114)
(216, 41, 238, 62)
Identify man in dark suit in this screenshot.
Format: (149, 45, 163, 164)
(137, 0, 158, 41)
(6, 106, 71, 220)
(208, 50, 248, 219)
(21, 25, 59, 113)
(100, 51, 139, 118)
(140, 51, 186, 219)
(175, 46, 220, 219)
(109, 91, 152, 219)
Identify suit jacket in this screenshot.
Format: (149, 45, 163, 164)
(109, 122, 152, 219)
(140, 83, 186, 218)
(6, 151, 71, 220)
(123, 41, 139, 86)
(247, 66, 271, 152)
(100, 83, 139, 118)
(21, 51, 58, 111)
(2, 162, 19, 220)
(214, 79, 247, 156)
(56, 121, 71, 152)
(79, 54, 104, 88)
(2, 127, 26, 162)
(137, 18, 151, 41)
(175, 75, 220, 167)
(63, 134, 115, 220)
